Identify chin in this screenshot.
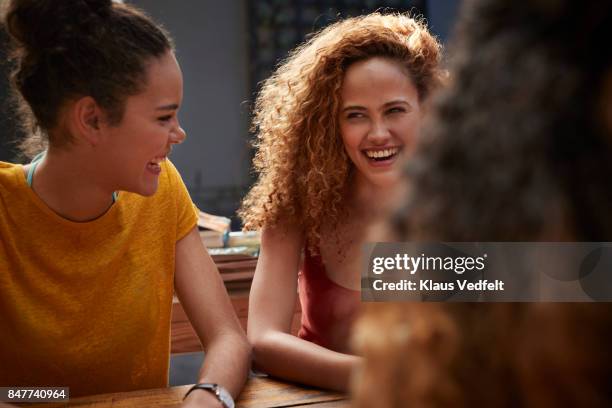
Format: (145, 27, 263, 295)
(369, 173, 402, 190)
(129, 181, 160, 197)
(141, 185, 160, 197)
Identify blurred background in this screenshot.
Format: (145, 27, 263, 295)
(0, 0, 460, 228)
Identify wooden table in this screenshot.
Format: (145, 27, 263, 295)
(20, 377, 348, 407)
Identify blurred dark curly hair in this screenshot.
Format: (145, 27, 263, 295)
(354, 1, 612, 408)
(394, 0, 612, 241)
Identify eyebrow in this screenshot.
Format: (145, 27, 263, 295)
(383, 100, 411, 108)
(341, 100, 412, 112)
(156, 103, 179, 111)
(342, 105, 367, 112)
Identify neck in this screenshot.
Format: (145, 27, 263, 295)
(345, 174, 406, 245)
(30, 147, 116, 222)
(351, 173, 404, 217)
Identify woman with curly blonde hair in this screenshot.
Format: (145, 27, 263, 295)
(239, 12, 444, 390)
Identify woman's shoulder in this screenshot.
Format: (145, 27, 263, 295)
(0, 161, 20, 172)
(261, 218, 305, 242)
(259, 221, 306, 262)
(0, 162, 25, 188)
(160, 159, 180, 184)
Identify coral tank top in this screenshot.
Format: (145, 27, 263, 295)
(297, 250, 361, 354)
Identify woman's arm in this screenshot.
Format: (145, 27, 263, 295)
(174, 227, 251, 406)
(247, 224, 360, 392)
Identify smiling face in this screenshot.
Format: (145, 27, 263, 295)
(339, 57, 421, 191)
(97, 51, 185, 196)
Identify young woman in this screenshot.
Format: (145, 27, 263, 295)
(0, 1, 249, 406)
(239, 13, 444, 391)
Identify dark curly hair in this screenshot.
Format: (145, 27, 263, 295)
(1, 0, 173, 157)
(353, 1, 612, 407)
(394, 0, 612, 241)
(354, 302, 612, 407)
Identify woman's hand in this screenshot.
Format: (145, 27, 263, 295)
(181, 389, 223, 408)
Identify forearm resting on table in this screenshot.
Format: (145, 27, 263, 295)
(196, 332, 251, 398)
(250, 330, 360, 392)
(174, 227, 251, 399)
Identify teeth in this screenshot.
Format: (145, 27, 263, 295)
(149, 156, 166, 164)
(364, 147, 399, 159)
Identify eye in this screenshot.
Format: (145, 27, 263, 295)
(387, 106, 406, 114)
(158, 115, 173, 123)
(346, 112, 365, 120)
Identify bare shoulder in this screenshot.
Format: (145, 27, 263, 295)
(260, 219, 304, 249)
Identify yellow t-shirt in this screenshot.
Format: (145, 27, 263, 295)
(0, 159, 198, 396)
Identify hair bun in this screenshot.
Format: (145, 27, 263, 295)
(82, 0, 112, 17)
(3, 0, 114, 51)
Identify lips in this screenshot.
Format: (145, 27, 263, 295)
(146, 154, 168, 174)
(363, 147, 400, 160)
(148, 156, 166, 165)
(361, 146, 402, 166)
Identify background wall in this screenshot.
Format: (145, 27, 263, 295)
(428, 0, 461, 42)
(0, 0, 460, 226)
(131, 0, 252, 220)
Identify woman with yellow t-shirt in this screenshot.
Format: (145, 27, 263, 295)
(0, 1, 249, 407)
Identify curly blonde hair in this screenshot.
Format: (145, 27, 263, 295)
(239, 13, 444, 251)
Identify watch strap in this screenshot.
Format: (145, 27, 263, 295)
(184, 383, 234, 408)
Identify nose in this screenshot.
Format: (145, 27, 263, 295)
(170, 125, 186, 145)
(367, 120, 391, 145)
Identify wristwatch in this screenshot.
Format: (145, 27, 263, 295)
(184, 383, 234, 408)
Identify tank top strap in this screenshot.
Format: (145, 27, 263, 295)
(26, 152, 46, 187)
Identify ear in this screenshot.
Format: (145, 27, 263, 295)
(67, 96, 105, 146)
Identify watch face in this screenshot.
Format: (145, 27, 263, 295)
(216, 386, 234, 408)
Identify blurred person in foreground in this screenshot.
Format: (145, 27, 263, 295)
(352, 0, 612, 407)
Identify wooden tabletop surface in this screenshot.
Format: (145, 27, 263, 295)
(19, 377, 349, 407)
